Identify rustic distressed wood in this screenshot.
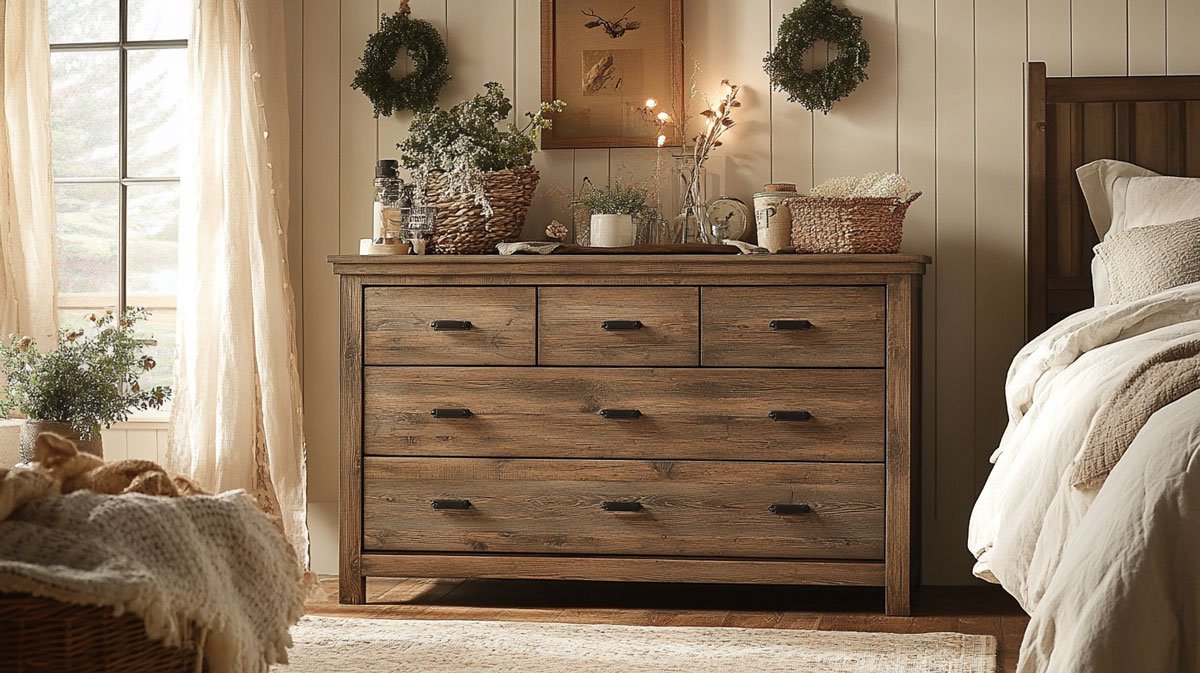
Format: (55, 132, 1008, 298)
(538, 287, 700, 366)
(332, 254, 927, 612)
(1027, 63, 1200, 338)
(363, 367, 885, 462)
(339, 275, 366, 603)
(700, 286, 886, 368)
(364, 458, 885, 559)
(363, 287, 536, 366)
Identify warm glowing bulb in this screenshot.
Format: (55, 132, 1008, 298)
(657, 111, 670, 121)
(656, 134, 667, 147)
(645, 98, 657, 109)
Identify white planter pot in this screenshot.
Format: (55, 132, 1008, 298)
(589, 213, 635, 248)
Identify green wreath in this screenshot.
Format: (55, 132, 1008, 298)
(764, 0, 870, 114)
(351, 2, 450, 118)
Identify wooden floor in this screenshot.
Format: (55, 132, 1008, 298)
(308, 576, 1029, 672)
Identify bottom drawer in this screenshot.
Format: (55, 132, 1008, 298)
(363, 458, 884, 560)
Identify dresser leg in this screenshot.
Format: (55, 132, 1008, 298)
(885, 583, 912, 616)
(339, 573, 366, 605)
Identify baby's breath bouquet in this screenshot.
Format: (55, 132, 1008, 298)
(0, 308, 171, 439)
(399, 82, 564, 215)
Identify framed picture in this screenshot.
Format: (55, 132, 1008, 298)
(540, 0, 684, 149)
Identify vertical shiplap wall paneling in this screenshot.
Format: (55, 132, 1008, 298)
(516, 0, 575, 240)
(973, 0, 1027, 494)
(1028, 0, 1072, 75)
(340, 2, 380, 251)
(444, 1, 516, 108)
(1167, 0, 1200, 73)
(769, 1, 814, 190)
(378, 0, 448, 166)
(931, 0, 976, 584)
(100, 429, 128, 461)
(1128, 0, 1167, 75)
(812, 0, 898, 183)
(683, 0, 772, 204)
(895, 0, 938, 584)
(1071, 0, 1129, 75)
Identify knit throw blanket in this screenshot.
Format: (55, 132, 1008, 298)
(0, 490, 307, 673)
(1071, 336, 1200, 489)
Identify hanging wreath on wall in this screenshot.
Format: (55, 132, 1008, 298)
(763, 0, 870, 114)
(351, 0, 450, 118)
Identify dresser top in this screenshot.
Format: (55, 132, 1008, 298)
(329, 253, 930, 280)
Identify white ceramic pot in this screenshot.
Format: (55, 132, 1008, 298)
(589, 213, 635, 248)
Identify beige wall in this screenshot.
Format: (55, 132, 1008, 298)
(293, 0, 1200, 582)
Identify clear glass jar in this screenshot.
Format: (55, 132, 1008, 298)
(373, 159, 407, 244)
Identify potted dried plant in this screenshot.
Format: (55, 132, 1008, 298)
(573, 178, 656, 247)
(0, 309, 172, 461)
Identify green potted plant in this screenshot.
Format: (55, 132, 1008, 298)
(0, 308, 172, 462)
(573, 177, 656, 247)
(399, 82, 564, 254)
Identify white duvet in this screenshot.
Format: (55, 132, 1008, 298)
(969, 281, 1200, 673)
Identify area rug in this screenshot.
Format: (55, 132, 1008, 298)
(285, 616, 996, 673)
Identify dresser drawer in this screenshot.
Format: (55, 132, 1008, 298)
(363, 287, 536, 365)
(701, 286, 885, 368)
(363, 367, 884, 461)
(538, 287, 699, 366)
(363, 458, 884, 560)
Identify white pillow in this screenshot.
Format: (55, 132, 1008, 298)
(1093, 217, 1200, 303)
(1091, 255, 1113, 306)
(1122, 176, 1200, 231)
(1075, 159, 1160, 239)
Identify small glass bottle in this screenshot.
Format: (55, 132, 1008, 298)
(373, 159, 405, 244)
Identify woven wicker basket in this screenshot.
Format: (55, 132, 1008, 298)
(786, 192, 922, 253)
(0, 594, 207, 672)
(424, 165, 540, 254)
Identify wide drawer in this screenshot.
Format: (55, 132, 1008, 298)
(363, 367, 884, 461)
(363, 287, 536, 366)
(538, 286, 699, 366)
(363, 458, 885, 560)
(701, 286, 885, 368)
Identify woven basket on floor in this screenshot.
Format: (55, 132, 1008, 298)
(0, 594, 207, 673)
(786, 192, 922, 253)
(424, 165, 540, 254)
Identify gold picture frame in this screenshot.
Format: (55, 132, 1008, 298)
(540, 0, 684, 149)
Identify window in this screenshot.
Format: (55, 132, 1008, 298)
(48, 0, 190, 400)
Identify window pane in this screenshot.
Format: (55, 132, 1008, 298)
(51, 51, 119, 178)
(128, 49, 187, 177)
(48, 0, 117, 44)
(134, 309, 176, 396)
(128, 0, 191, 41)
(126, 183, 179, 299)
(55, 183, 120, 306)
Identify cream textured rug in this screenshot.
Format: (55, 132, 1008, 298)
(286, 616, 996, 672)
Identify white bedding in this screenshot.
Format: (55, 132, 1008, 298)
(969, 281, 1200, 673)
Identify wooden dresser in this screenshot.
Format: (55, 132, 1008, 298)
(330, 254, 928, 615)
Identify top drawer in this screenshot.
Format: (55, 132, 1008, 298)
(538, 287, 699, 366)
(364, 287, 536, 365)
(701, 286, 885, 368)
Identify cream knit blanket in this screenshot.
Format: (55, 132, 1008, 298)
(0, 490, 307, 673)
(1071, 336, 1200, 488)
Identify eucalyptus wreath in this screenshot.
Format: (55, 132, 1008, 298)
(764, 0, 870, 114)
(351, 5, 450, 117)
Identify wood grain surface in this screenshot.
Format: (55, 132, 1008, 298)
(538, 287, 700, 366)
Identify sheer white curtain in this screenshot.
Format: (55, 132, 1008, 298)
(0, 0, 57, 344)
(170, 0, 308, 563)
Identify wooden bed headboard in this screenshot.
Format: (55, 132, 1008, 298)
(1026, 61, 1200, 339)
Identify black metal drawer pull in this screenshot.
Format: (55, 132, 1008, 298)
(769, 503, 812, 515)
(430, 320, 473, 331)
(600, 408, 643, 420)
(431, 408, 473, 419)
(769, 410, 813, 422)
(431, 499, 472, 510)
(601, 501, 644, 512)
(601, 320, 644, 331)
(769, 319, 813, 331)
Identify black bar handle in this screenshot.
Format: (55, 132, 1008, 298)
(431, 499, 472, 510)
(769, 503, 812, 515)
(601, 320, 644, 331)
(431, 408, 473, 419)
(769, 410, 813, 422)
(431, 320, 473, 331)
(769, 319, 813, 331)
(601, 501, 644, 512)
(600, 408, 643, 420)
